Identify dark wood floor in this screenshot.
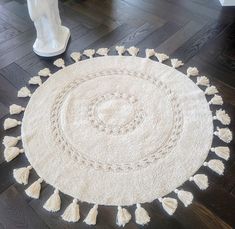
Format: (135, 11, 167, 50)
(0, 0, 235, 228)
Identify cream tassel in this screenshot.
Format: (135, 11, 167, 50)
(171, 59, 184, 68)
(189, 174, 208, 190)
(116, 206, 131, 227)
(53, 58, 65, 68)
(13, 165, 32, 185)
(214, 127, 232, 143)
(209, 95, 223, 105)
(62, 199, 80, 222)
(43, 189, 61, 212)
(135, 204, 150, 225)
(155, 53, 169, 63)
(4, 147, 24, 162)
(205, 86, 218, 95)
(2, 136, 21, 147)
(115, 46, 125, 55)
(84, 204, 98, 225)
(213, 109, 231, 125)
(196, 76, 210, 86)
(17, 87, 31, 98)
(158, 197, 178, 215)
(127, 46, 139, 56)
(25, 178, 43, 199)
(203, 160, 224, 175)
(211, 147, 230, 160)
(187, 67, 199, 77)
(83, 49, 95, 58)
(96, 48, 109, 56)
(3, 118, 21, 130)
(9, 104, 25, 115)
(28, 76, 42, 86)
(70, 52, 81, 62)
(145, 49, 155, 58)
(174, 189, 193, 207)
(38, 68, 52, 77)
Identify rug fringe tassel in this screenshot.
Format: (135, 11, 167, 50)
(196, 76, 210, 86)
(213, 109, 231, 125)
(38, 68, 52, 77)
(211, 147, 230, 160)
(158, 197, 178, 215)
(17, 87, 31, 98)
(116, 206, 131, 227)
(43, 189, 61, 212)
(96, 48, 109, 56)
(62, 199, 80, 222)
(13, 165, 32, 185)
(135, 204, 150, 225)
(204, 160, 224, 175)
(3, 118, 21, 130)
(205, 86, 218, 95)
(189, 174, 208, 190)
(127, 46, 139, 56)
(4, 147, 24, 162)
(171, 59, 184, 68)
(145, 49, 155, 58)
(28, 76, 42, 86)
(174, 189, 193, 207)
(25, 178, 43, 199)
(209, 95, 223, 105)
(115, 46, 125, 55)
(155, 53, 169, 63)
(83, 49, 95, 58)
(54, 58, 65, 68)
(70, 52, 81, 62)
(2, 136, 21, 147)
(186, 67, 199, 77)
(84, 204, 98, 225)
(9, 104, 25, 115)
(214, 127, 232, 143)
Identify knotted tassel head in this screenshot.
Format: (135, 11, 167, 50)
(214, 127, 232, 143)
(155, 53, 169, 63)
(127, 46, 139, 56)
(145, 49, 155, 58)
(53, 58, 65, 68)
(70, 52, 81, 62)
(203, 160, 225, 175)
(205, 86, 218, 95)
(84, 204, 98, 225)
(28, 76, 42, 86)
(211, 147, 230, 161)
(62, 199, 80, 222)
(13, 165, 32, 185)
(9, 104, 25, 115)
(186, 67, 199, 77)
(196, 76, 210, 86)
(174, 189, 193, 207)
(213, 109, 231, 125)
(43, 189, 61, 212)
(17, 87, 31, 98)
(158, 197, 178, 215)
(96, 48, 109, 56)
(171, 59, 184, 68)
(116, 206, 131, 227)
(209, 95, 223, 105)
(4, 147, 24, 162)
(4, 118, 21, 130)
(135, 204, 150, 225)
(25, 178, 43, 199)
(189, 174, 208, 190)
(83, 49, 95, 58)
(115, 46, 125, 55)
(2, 136, 21, 147)
(38, 68, 51, 77)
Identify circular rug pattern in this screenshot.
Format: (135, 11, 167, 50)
(3, 47, 232, 226)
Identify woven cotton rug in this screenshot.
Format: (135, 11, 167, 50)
(3, 47, 232, 226)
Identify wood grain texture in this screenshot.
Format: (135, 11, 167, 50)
(0, 0, 234, 228)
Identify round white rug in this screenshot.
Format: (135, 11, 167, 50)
(3, 47, 232, 226)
